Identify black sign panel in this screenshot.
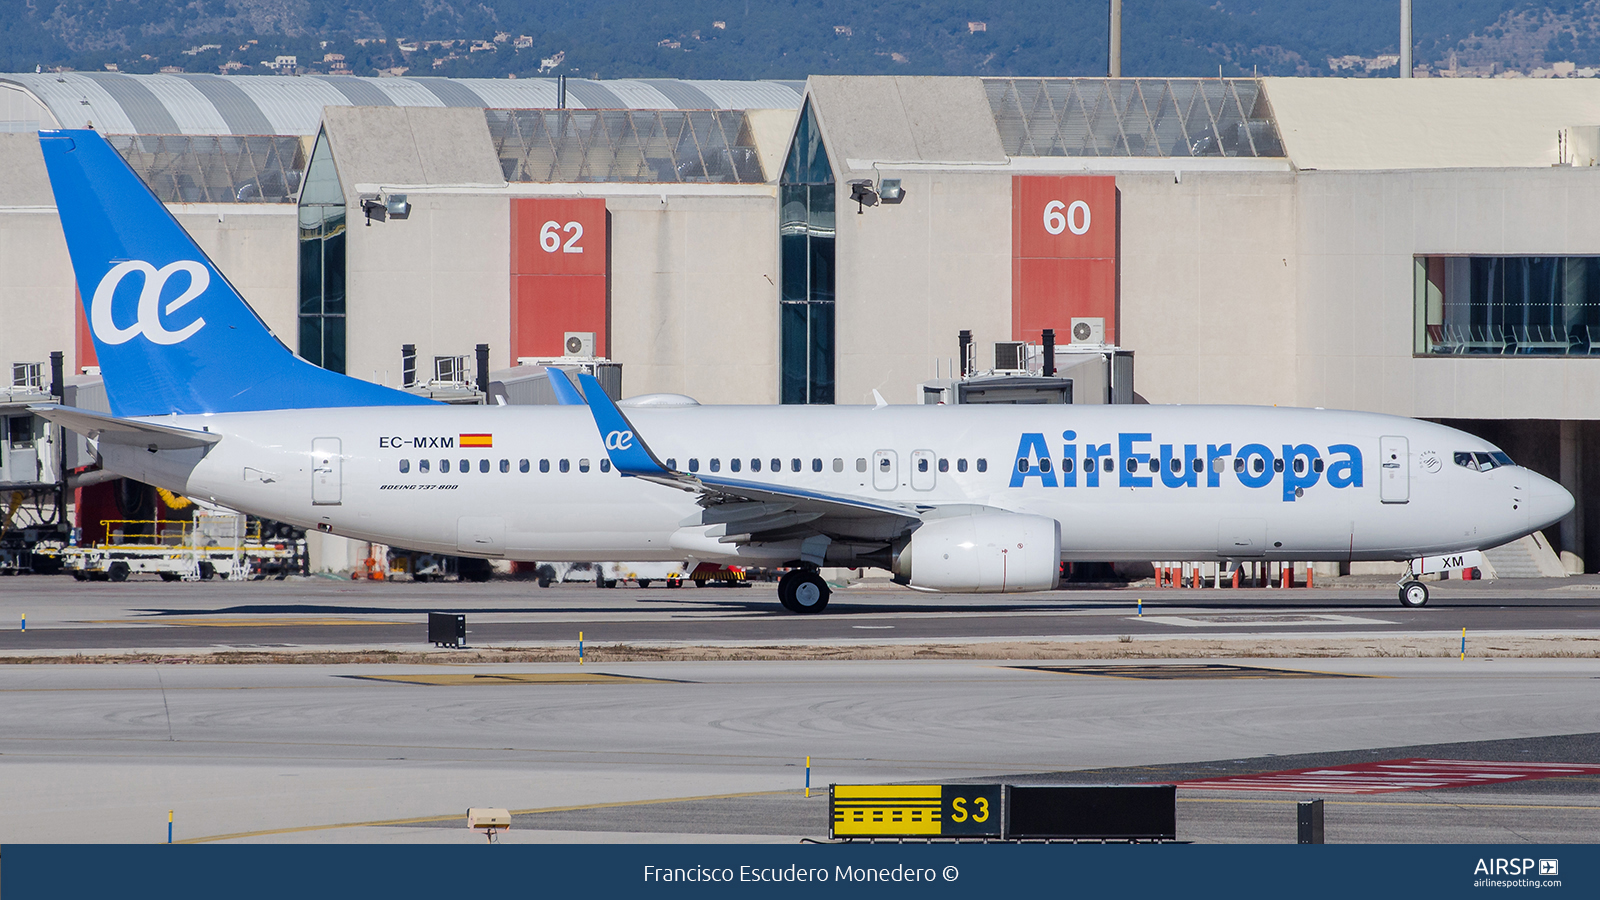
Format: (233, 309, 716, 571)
(1005, 785, 1176, 841)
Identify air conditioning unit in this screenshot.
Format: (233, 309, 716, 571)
(1070, 317, 1105, 345)
(564, 332, 595, 357)
(993, 341, 1026, 371)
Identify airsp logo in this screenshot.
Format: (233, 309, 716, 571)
(605, 430, 634, 451)
(91, 259, 209, 346)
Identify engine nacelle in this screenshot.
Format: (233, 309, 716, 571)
(893, 513, 1061, 593)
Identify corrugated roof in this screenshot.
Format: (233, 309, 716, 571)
(0, 73, 803, 137)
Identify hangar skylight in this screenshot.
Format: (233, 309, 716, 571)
(109, 134, 305, 203)
(486, 109, 765, 183)
(984, 78, 1285, 159)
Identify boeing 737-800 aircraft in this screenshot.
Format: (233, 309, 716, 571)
(29, 129, 1575, 613)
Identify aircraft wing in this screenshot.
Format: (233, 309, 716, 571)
(572, 373, 923, 545)
(30, 404, 221, 450)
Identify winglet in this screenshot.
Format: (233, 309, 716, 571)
(574, 372, 672, 476)
(545, 367, 585, 405)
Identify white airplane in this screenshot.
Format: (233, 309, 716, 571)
(31, 129, 1574, 613)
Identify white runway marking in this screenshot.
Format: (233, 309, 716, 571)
(1133, 613, 1395, 628)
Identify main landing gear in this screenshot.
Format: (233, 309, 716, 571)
(778, 568, 830, 614)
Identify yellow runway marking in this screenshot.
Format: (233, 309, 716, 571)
(82, 617, 407, 627)
(341, 672, 680, 686)
(178, 789, 790, 843)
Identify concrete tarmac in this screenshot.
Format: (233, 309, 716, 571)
(2, 574, 1598, 845)
(1, 657, 1597, 844)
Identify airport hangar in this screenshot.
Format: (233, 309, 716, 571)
(3, 72, 1600, 574)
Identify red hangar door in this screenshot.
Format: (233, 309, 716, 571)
(510, 198, 609, 362)
(1011, 175, 1118, 345)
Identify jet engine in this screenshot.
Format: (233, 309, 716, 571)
(892, 513, 1061, 593)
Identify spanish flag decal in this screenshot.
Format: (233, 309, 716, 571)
(460, 433, 493, 448)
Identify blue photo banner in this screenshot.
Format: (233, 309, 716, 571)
(3, 843, 1593, 899)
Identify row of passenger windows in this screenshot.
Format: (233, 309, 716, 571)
(396, 456, 994, 475)
(1456, 450, 1515, 472)
(399, 458, 613, 474)
(1017, 455, 1327, 476)
(665, 457, 990, 474)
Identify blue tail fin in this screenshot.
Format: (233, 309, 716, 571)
(38, 129, 435, 417)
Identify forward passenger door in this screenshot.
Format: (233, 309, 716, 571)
(872, 450, 898, 491)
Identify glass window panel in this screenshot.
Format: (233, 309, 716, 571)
(298, 232, 322, 316)
(1417, 254, 1600, 356)
(808, 300, 835, 404)
(780, 302, 809, 404)
(321, 315, 346, 374)
(298, 317, 322, 367)
(322, 219, 346, 315)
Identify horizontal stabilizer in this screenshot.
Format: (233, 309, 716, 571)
(30, 404, 221, 450)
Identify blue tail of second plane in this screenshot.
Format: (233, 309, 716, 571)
(38, 129, 435, 417)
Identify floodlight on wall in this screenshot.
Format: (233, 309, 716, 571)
(848, 179, 879, 214)
(878, 178, 904, 203)
(358, 192, 410, 226)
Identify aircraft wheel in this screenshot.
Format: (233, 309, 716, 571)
(1399, 581, 1429, 608)
(778, 569, 830, 614)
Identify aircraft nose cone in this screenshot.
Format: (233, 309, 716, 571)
(1524, 470, 1575, 531)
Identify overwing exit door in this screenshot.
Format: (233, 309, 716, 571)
(1379, 435, 1408, 504)
(312, 438, 342, 506)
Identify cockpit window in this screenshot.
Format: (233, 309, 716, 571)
(1456, 450, 1514, 472)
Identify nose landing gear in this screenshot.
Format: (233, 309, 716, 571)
(778, 568, 831, 614)
(1399, 580, 1429, 608)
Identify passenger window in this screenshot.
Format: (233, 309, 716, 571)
(666, 458, 676, 470)
(579, 458, 590, 473)
(1101, 457, 1113, 473)
(812, 458, 822, 472)
(1253, 458, 1265, 474)
(833, 458, 843, 472)
(519, 459, 530, 473)
(689, 459, 699, 473)
(771, 458, 781, 472)
(540, 459, 550, 473)
(419, 459, 430, 473)
(1125, 458, 1137, 473)
(460, 459, 469, 472)
(1147, 459, 1158, 474)
(559, 459, 570, 473)
(600, 459, 611, 473)
(499, 459, 509, 473)
(856, 458, 867, 472)
(709, 458, 720, 472)
(1293, 458, 1304, 474)
(791, 458, 801, 472)
(938, 458, 949, 473)
(751, 458, 762, 472)
(1062, 458, 1074, 473)
(730, 458, 741, 472)
(977, 458, 988, 473)
(1234, 458, 1245, 473)
(479, 459, 490, 473)
(879, 458, 891, 472)
(1273, 459, 1284, 473)
(1040, 458, 1052, 473)
(919, 458, 931, 473)
(1017, 458, 1030, 474)
(440, 459, 450, 473)
(1312, 458, 1323, 473)
(399, 459, 410, 473)
(1170, 458, 1181, 474)
(1188, 458, 1200, 473)
(957, 458, 968, 473)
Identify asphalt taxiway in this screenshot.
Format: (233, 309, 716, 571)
(2, 577, 1600, 653)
